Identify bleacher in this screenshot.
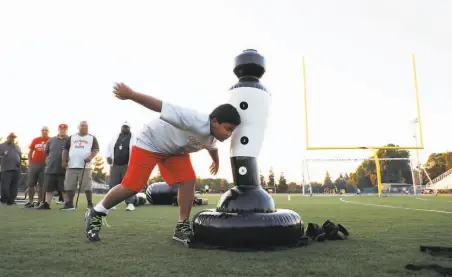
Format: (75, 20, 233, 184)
(429, 168, 452, 190)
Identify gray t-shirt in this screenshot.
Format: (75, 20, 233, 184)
(135, 101, 218, 155)
(0, 142, 22, 172)
(45, 135, 69, 175)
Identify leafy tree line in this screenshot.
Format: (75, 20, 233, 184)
(345, 145, 413, 189)
(421, 152, 452, 183)
(310, 145, 414, 192)
(310, 146, 452, 192)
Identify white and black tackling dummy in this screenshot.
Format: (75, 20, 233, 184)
(215, 49, 276, 212)
(145, 182, 208, 206)
(190, 50, 304, 248)
(122, 192, 147, 211)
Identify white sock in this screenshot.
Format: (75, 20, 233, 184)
(94, 202, 109, 214)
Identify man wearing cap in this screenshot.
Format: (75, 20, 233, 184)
(105, 121, 137, 211)
(0, 133, 22, 205)
(24, 126, 50, 208)
(36, 124, 69, 210)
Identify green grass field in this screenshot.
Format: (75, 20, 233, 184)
(1, 194, 451, 277)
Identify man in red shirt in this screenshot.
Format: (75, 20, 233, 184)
(24, 126, 50, 208)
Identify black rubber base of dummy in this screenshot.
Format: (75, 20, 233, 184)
(192, 208, 304, 248)
(188, 236, 310, 252)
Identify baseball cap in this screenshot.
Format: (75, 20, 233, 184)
(122, 121, 131, 127)
(7, 132, 17, 138)
(58, 124, 68, 129)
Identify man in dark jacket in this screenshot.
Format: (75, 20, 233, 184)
(36, 124, 69, 210)
(0, 133, 22, 205)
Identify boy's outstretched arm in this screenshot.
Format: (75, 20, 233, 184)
(113, 82, 207, 133)
(208, 148, 219, 175)
(113, 83, 162, 113)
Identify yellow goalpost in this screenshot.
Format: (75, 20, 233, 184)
(302, 54, 425, 197)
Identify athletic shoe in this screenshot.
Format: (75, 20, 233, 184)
(56, 201, 64, 205)
(172, 220, 193, 247)
(85, 208, 105, 242)
(24, 202, 34, 208)
(60, 202, 75, 211)
(126, 204, 135, 211)
(36, 202, 51, 210)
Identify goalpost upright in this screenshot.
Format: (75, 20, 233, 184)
(302, 54, 425, 197)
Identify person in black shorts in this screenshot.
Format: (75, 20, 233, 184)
(36, 124, 69, 210)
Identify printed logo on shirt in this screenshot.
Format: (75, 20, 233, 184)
(35, 142, 46, 152)
(74, 139, 89, 149)
(188, 136, 208, 150)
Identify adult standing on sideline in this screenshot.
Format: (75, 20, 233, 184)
(24, 126, 50, 208)
(61, 121, 99, 211)
(36, 124, 69, 210)
(0, 133, 22, 205)
(105, 121, 137, 211)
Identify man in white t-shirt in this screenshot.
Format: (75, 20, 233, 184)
(85, 83, 241, 246)
(61, 121, 100, 210)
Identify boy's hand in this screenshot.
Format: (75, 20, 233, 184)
(209, 161, 219, 175)
(113, 82, 135, 100)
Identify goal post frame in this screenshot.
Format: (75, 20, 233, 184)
(302, 54, 425, 196)
(302, 54, 424, 151)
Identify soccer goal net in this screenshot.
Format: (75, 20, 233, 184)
(302, 157, 418, 196)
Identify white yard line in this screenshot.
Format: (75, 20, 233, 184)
(339, 198, 452, 214)
(415, 197, 452, 203)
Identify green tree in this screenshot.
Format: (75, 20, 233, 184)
(323, 171, 334, 189)
(277, 172, 288, 193)
(268, 168, 275, 187)
(423, 152, 452, 181)
(347, 144, 413, 189)
(310, 181, 322, 193)
(376, 145, 412, 183)
(92, 156, 107, 183)
(259, 174, 266, 187)
(287, 182, 299, 193)
(334, 173, 347, 191)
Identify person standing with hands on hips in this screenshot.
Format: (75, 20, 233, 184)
(105, 121, 137, 211)
(60, 121, 99, 211)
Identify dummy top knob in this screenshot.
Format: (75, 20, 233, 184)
(233, 49, 266, 79)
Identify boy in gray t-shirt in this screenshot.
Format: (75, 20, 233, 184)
(85, 83, 241, 246)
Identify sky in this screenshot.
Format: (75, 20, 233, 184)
(1, 0, 451, 184)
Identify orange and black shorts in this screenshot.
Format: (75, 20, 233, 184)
(121, 146, 196, 192)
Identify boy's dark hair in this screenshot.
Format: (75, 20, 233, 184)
(209, 104, 241, 126)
